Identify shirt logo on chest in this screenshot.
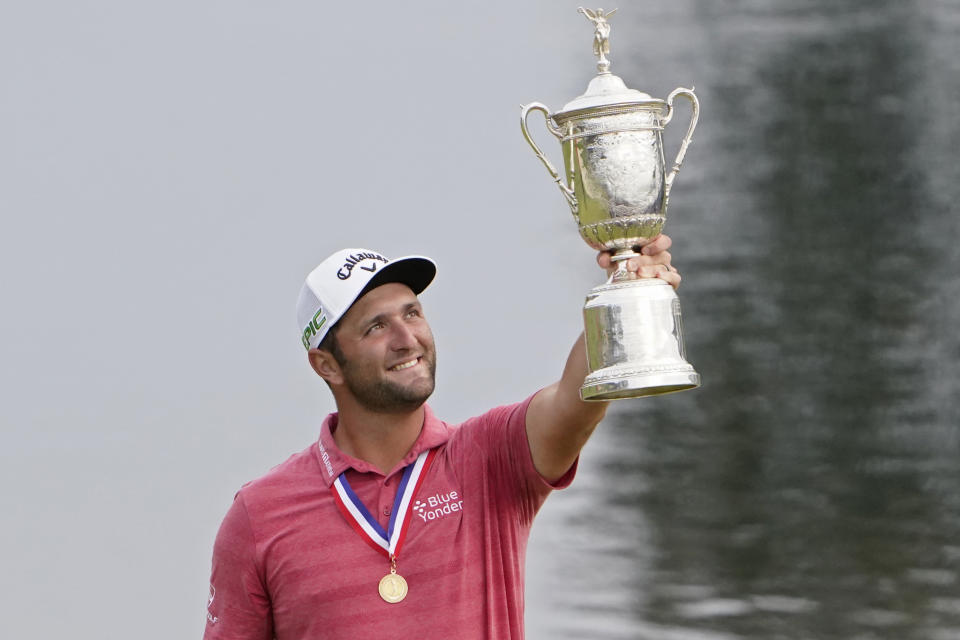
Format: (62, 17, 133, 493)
(413, 490, 463, 523)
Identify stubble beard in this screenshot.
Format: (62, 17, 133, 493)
(341, 350, 437, 413)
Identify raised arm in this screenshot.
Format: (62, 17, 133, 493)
(525, 234, 681, 482)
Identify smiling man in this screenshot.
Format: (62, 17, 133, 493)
(204, 241, 679, 639)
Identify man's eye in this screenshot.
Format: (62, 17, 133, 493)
(365, 322, 384, 335)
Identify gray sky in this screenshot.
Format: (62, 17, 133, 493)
(1, 1, 710, 637)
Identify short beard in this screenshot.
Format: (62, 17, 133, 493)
(341, 354, 437, 413)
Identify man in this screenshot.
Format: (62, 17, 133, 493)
(204, 236, 679, 639)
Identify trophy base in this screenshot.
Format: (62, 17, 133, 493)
(581, 365, 700, 401)
(580, 278, 701, 401)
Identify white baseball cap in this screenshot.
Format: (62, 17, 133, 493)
(296, 248, 437, 351)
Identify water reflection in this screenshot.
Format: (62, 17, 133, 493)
(532, 2, 960, 638)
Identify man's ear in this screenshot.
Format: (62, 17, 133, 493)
(308, 348, 344, 385)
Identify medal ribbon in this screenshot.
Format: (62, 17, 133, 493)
(330, 448, 437, 559)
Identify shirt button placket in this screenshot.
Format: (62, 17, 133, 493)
(382, 476, 393, 519)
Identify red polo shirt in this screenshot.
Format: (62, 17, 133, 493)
(204, 395, 575, 639)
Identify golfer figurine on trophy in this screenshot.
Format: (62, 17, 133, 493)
(521, 7, 702, 400)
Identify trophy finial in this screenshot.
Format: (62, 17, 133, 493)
(578, 7, 618, 74)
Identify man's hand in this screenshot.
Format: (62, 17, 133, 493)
(595, 234, 681, 290)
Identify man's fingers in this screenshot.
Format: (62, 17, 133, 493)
(640, 233, 672, 255)
(624, 251, 672, 271)
(597, 236, 675, 278)
(632, 262, 682, 290)
(634, 264, 667, 278)
(594, 251, 681, 289)
(658, 269, 682, 289)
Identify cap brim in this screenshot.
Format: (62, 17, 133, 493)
(358, 255, 437, 299)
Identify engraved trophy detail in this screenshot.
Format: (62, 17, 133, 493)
(520, 7, 701, 400)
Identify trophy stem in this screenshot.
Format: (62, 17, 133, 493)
(608, 249, 641, 284)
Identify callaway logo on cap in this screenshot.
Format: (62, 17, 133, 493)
(296, 248, 437, 351)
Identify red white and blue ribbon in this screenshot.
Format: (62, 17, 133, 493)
(330, 448, 437, 559)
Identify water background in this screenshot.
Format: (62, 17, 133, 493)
(527, 1, 960, 638)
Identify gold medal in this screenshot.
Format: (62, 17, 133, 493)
(378, 571, 408, 603)
(378, 555, 408, 603)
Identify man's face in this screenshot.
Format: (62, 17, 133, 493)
(331, 282, 437, 412)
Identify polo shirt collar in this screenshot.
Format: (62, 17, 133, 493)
(313, 404, 451, 486)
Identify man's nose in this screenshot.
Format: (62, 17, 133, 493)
(389, 322, 419, 350)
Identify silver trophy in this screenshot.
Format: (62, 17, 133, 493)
(521, 7, 701, 400)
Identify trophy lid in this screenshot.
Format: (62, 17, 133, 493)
(559, 73, 656, 112)
(554, 8, 664, 120)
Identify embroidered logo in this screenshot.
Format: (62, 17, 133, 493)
(336, 252, 388, 280)
(301, 308, 327, 350)
(413, 491, 462, 523)
(316, 439, 335, 477)
(206, 585, 219, 624)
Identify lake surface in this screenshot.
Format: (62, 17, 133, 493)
(527, 1, 960, 638)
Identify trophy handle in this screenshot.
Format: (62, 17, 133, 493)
(520, 102, 579, 216)
(661, 87, 700, 201)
